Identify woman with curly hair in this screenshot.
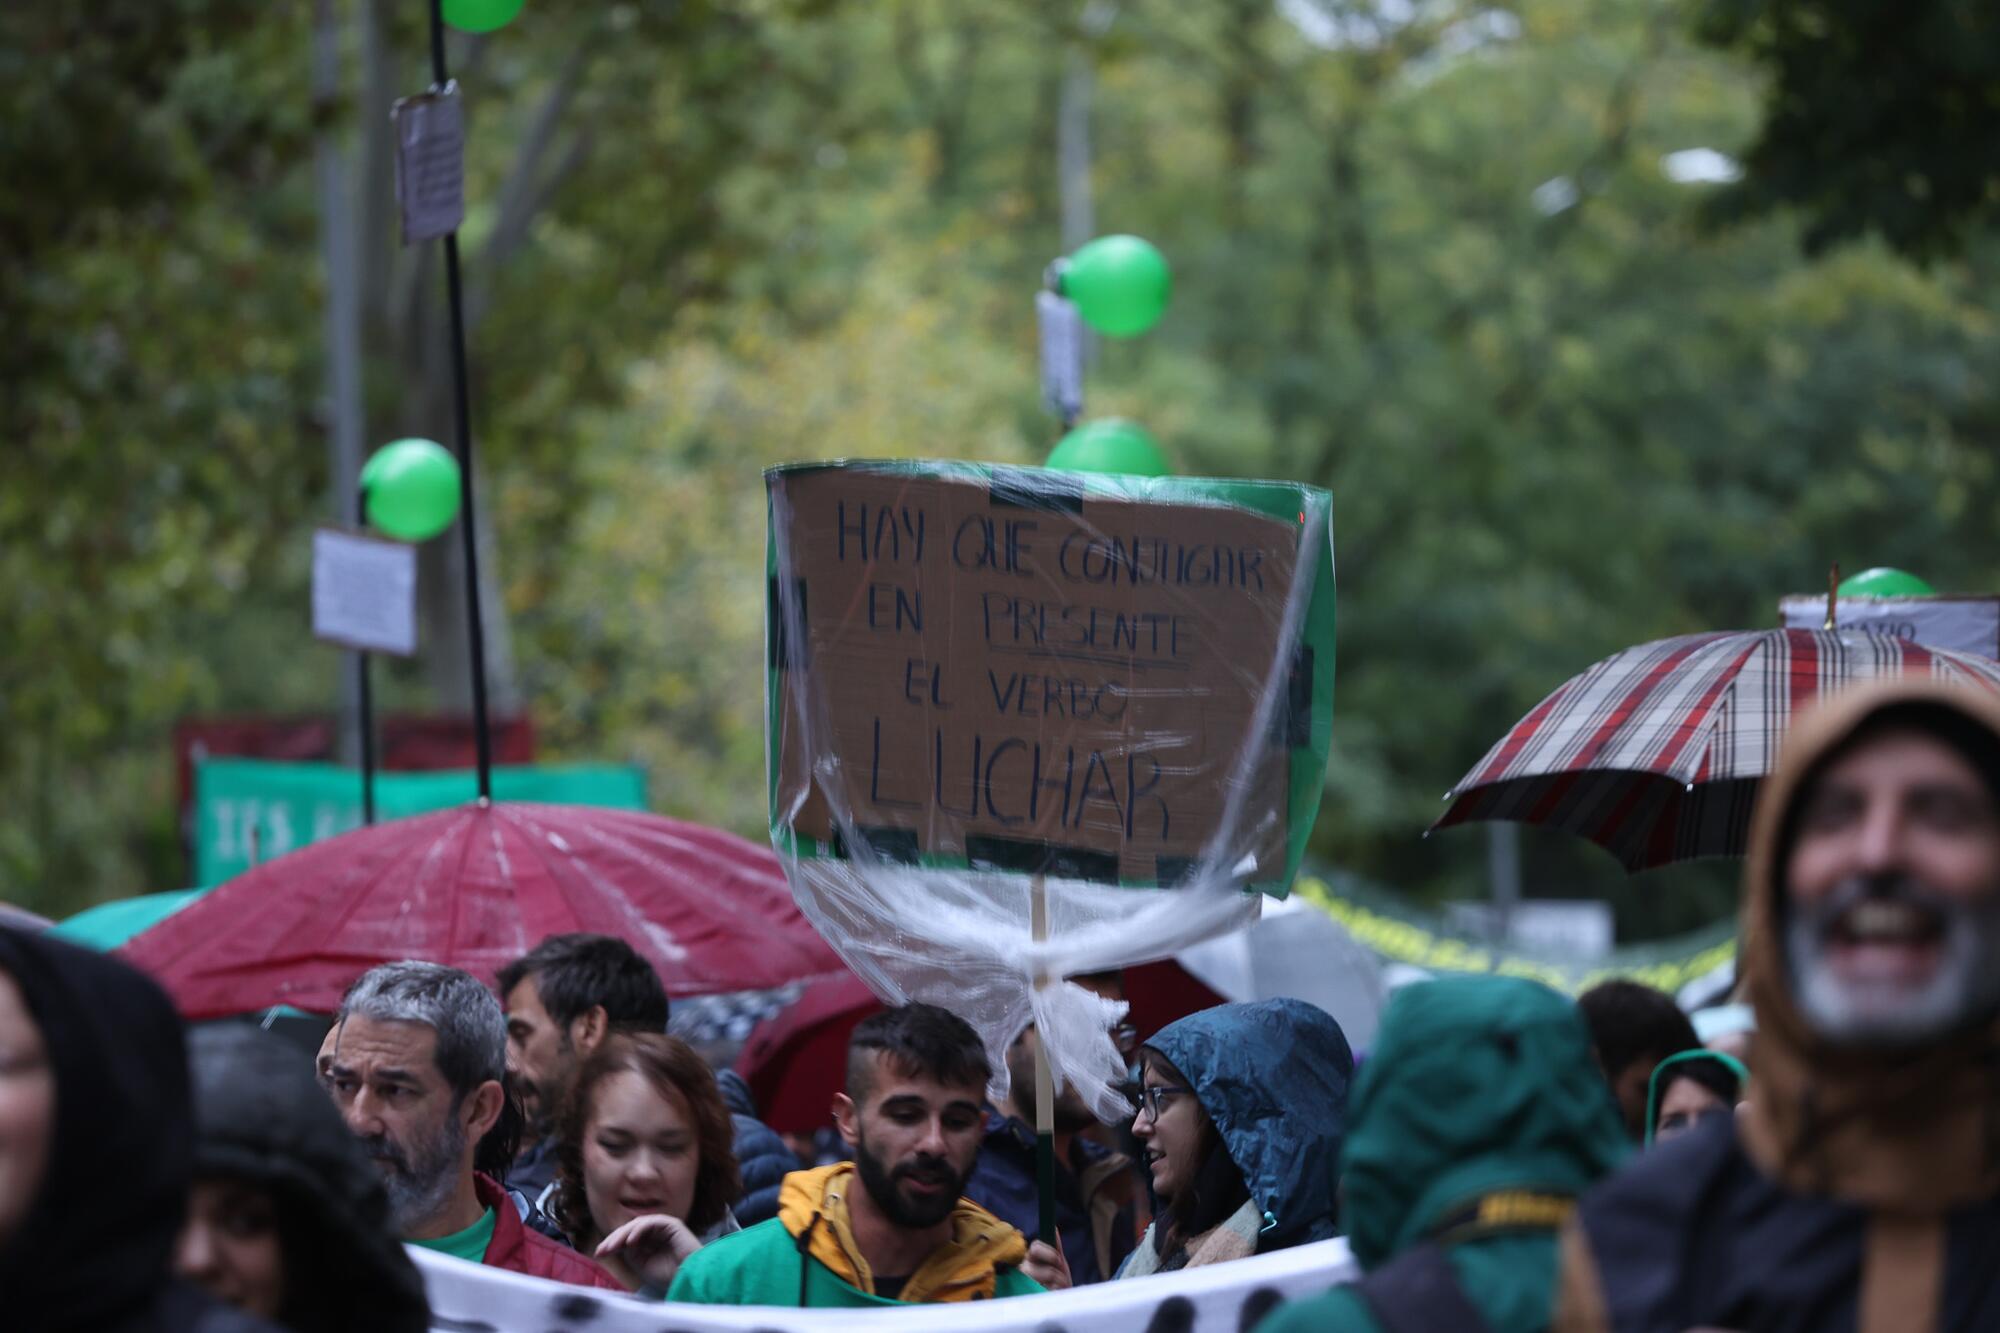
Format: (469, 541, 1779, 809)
(551, 1032, 743, 1296)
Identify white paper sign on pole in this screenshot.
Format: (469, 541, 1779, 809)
(409, 1235, 1356, 1333)
(312, 528, 418, 656)
(1037, 289, 1085, 422)
(391, 81, 466, 245)
(1778, 595, 2000, 659)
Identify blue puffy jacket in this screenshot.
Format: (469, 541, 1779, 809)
(715, 1068, 802, 1227)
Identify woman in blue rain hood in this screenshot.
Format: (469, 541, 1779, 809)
(1118, 998, 1353, 1277)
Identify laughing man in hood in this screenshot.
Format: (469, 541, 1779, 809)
(1555, 681, 2000, 1333)
(1120, 997, 1353, 1278)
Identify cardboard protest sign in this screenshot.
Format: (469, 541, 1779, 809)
(764, 460, 1335, 1121)
(768, 462, 1334, 891)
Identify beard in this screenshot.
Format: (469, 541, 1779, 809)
(852, 1128, 971, 1230)
(1787, 873, 2000, 1047)
(518, 1038, 574, 1139)
(362, 1109, 468, 1233)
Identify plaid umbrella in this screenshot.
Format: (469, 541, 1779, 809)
(1431, 628, 2000, 871)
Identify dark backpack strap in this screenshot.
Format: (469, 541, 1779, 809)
(1350, 1242, 1495, 1333)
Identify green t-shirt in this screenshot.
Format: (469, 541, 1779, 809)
(409, 1207, 497, 1265)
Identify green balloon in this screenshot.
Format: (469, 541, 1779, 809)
(442, 0, 525, 34)
(1838, 567, 1935, 598)
(358, 447, 392, 493)
(1061, 235, 1172, 338)
(1046, 419, 1170, 477)
(363, 438, 462, 542)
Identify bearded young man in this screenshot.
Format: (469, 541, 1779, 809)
(324, 961, 620, 1289)
(667, 1003, 1069, 1306)
(1555, 682, 2000, 1333)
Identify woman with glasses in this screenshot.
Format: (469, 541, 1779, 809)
(1117, 998, 1354, 1277)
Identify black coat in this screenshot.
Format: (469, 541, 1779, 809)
(187, 1025, 430, 1333)
(0, 927, 287, 1333)
(1568, 1113, 2000, 1332)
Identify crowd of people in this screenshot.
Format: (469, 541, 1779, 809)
(5, 678, 1999, 1330)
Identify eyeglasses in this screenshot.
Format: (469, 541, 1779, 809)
(1135, 1083, 1190, 1123)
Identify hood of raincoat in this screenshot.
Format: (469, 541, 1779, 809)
(188, 1024, 429, 1332)
(1340, 974, 1628, 1271)
(0, 925, 195, 1327)
(1738, 678, 2000, 1211)
(1144, 997, 1352, 1248)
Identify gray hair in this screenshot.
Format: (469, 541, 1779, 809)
(336, 960, 505, 1100)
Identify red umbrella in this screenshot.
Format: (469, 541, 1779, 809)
(737, 971, 879, 1134)
(736, 960, 1225, 1134)
(120, 803, 844, 1019)
(1431, 627, 2000, 871)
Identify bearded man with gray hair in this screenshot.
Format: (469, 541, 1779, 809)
(324, 961, 620, 1289)
(1555, 682, 2000, 1333)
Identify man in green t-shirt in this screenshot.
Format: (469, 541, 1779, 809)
(669, 1003, 1065, 1306)
(324, 961, 620, 1290)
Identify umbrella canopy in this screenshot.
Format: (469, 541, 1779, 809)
(736, 971, 879, 1134)
(1432, 627, 2000, 872)
(120, 802, 844, 1019)
(52, 890, 205, 950)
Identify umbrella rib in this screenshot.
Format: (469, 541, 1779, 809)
(515, 808, 817, 991)
(315, 812, 461, 948)
(546, 814, 728, 969)
(501, 808, 701, 975)
(439, 806, 488, 968)
(507, 806, 611, 939)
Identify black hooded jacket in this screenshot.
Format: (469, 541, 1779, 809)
(186, 1025, 429, 1333)
(0, 926, 281, 1333)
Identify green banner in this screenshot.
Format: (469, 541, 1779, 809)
(1293, 872, 1737, 998)
(194, 759, 648, 885)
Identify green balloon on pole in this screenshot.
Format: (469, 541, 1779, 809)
(1061, 235, 1172, 338)
(363, 438, 462, 542)
(442, 0, 525, 34)
(1046, 419, 1170, 477)
(1838, 567, 1935, 598)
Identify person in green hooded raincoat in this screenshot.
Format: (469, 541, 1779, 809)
(1261, 975, 1628, 1333)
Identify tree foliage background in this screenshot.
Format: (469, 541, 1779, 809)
(10, 0, 2000, 937)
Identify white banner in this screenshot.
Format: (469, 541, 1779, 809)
(1778, 595, 2000, 659)
(410, 1236, 1356, 1332)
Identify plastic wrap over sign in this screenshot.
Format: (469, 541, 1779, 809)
(766, 461, 1335, 1118)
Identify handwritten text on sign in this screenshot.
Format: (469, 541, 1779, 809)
(772, 467, 1302, 883)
